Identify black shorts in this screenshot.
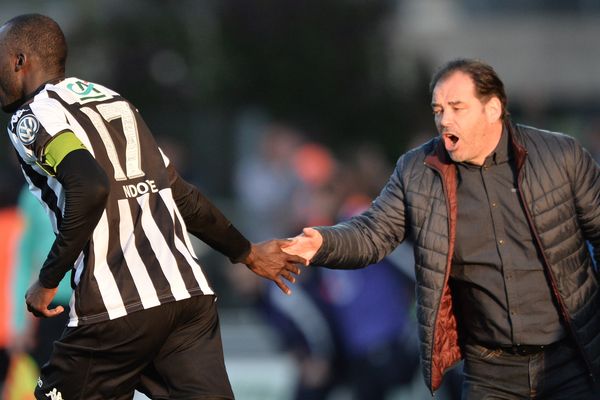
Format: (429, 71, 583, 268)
(35, 295, 234, 400)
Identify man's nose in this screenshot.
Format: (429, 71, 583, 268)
(439, 111, 452, 129)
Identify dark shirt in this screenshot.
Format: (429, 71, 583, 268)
(450, 129, 565, 346)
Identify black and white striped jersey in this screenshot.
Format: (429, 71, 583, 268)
(7, 77, 214, 327)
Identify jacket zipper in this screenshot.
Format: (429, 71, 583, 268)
(424, 160, 456, 395)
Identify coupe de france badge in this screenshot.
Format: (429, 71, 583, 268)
(16, 114, 40, 145)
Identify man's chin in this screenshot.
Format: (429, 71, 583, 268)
(447, 152, 463, 163)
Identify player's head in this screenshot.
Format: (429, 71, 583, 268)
(0, 14, 67, 113)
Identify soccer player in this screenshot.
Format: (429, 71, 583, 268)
(0, 14, 304, 399)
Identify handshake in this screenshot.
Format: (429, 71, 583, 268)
(241, 228, 323, 295)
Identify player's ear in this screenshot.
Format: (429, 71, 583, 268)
(15, 53, 25, 71)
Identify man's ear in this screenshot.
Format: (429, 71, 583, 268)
(15, 53, 25, 71)
(485, 96, 502, 123)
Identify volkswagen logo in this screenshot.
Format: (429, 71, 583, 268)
(16, 115, 40, 145)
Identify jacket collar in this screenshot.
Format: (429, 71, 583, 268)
(424, 136, 454, 175)
(506, 121, 528, 173)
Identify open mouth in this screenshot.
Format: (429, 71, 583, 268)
(444, 133, 459, 144)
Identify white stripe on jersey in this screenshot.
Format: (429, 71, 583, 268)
(29, 90, 98, 157)
(23, 174, 60, 233)
(80, 107, 126, 177)
(158, 147, 170, 167)
(160, 189, 214, 295)
(138, 193, 191, 301)
(163, 188, 198, 257)
(117, 198, 161, 309)
(92, 211, 127, 319)
(58, 103, 96, 157)
(30, 95, 72, 136)
(68, 291, 79, 327)
(72, 252, 85, 286)
(48, 175, 65, 219)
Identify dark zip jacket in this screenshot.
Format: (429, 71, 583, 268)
(312, 121, 600, 393)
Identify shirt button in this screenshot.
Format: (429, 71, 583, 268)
(491, 202, 497, 207)
(499, 239, 504, 245)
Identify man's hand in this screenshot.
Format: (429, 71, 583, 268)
(25, 280, 64, 318)
(281, 227, 323, 263)
(241, 240, 306, 295)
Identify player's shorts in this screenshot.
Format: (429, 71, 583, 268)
(34, 295, 234, 399)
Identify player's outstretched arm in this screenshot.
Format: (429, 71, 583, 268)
(167, 166, 306, 294)
(240, 240, 306, 295)
(281, 227, 323, 264)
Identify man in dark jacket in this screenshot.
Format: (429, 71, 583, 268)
(283, 59, 600, 399)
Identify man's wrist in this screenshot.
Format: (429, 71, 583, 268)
(38, 273, 59, 289)
(232, 243, 253, 265)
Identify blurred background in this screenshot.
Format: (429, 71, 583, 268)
(1, 0, 599, 399)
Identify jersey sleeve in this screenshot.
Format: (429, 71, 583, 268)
(167, 164, 252, 262)
(8, 98, 75, 174)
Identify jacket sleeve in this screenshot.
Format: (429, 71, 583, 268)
(39, 149, 110, 288)
(168, 164, 251, 263)
(570, 139, 600, 266)
(311, 155, 408, 269)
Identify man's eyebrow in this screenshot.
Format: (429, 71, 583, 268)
(430, 100, 465, 108)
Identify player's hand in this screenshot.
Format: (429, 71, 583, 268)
(281, 227, 323, 264)
(25, 280, 64, 318)
(242, 240, 306, 295)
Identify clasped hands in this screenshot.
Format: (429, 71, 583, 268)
(242, 227, 323, 295)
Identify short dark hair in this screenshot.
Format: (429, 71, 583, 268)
(429, 58, 508, 120)
(2, 14, 67, 75)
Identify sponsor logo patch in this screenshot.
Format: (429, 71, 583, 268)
(16, 114, 40, 145)
(45, 388, 64, 400)
(9, 108, 25, 130)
